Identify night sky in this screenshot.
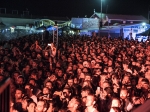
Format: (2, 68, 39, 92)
(0, 0, 150, 19)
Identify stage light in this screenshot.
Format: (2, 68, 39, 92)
(142, 22, 146, 26)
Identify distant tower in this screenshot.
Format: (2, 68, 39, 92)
(94, 9, 95, 13)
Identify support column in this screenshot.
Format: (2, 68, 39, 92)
(53, 25, 58, 48)
(120, 28, 124, 39)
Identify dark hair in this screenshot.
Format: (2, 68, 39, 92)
(43, 87, 50, 93)
(81, 86, 93, 94)
(28, 78, 36, 83)
(141, 78, 149, 84)
(25, 83, 34, 90)
(100, 72, 108, 76)
(15, 88, 24, 93)
(44, 81, 53, 87)
(13, 71, 21, 75)
(72, 96, 82, 109)
(68, 76, 74, 81)
(27, 100, 36, 107)
(17, 75, 25, 82)
(112, 74, 119, 79)
(30, 70, 38, 76)
(63, 87, 72, 94)
(22, 97, 33, 105)
(15, 88, 25, 97)
(85, 73, 92, 77)
(104, 87, 113, 96)
(87, 94, 98, 108)
(111, 107, 121, 112)
(122, 60, 129, 65)
(38, 99, 48, 110)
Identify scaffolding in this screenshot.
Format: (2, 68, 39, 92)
(53, 25, 58, 48)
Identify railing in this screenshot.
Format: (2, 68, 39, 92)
(133, 99, 150, 112)
(0, 78, 11, 112)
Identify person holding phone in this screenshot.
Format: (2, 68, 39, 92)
(50, 43, 57, 58)
(95, 87, 101, 96)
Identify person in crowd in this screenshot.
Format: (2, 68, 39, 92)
(119, 88, 133, 112)
(25, 83, 38, 104)
(44, 81, 53, 92)
(21, 97, 33, 112)
(27, 101, 36, 112)
(35, 100, 48, 112)
(111, 97, 121, 109)
(39, 87, 52, 101)
(13, 88, 25, 112)
(16, 75, 25, 88)
(67, 96, 82, 112)
(60, 87, 73, 109)
(84, 94, 99, 112)
(28, 78, 42, 96)
(109, 107, 121, 112)
(1, 34, 150, 112)
(81, 86, 93, 108)
(50, 43, 57, 58)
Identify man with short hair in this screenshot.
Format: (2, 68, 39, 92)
(16, 75, 24, 88)
(13, 88, 24, 112)
(67, 96, 82, 112)
(28, 78, 41, 96)
(111, 97, 121, 108)
(120, 88, 133, 112)
(25, 83, 37, 103)
(65, 78, 74, 89)
(54, 87, 73, 110)
(45, 81, 53, 90)
(61, 87, 72, 103)
(35, 100, 47, 112)
(15, 88, 24, 103)
(81, 86, 93, 107)
(85, 94, 99, 112)
(85, 74, 92, 82)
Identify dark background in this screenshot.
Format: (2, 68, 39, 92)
(0, 0, 150, 19)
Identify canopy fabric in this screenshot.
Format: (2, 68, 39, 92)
(136, 28, 150, 36)
(47, 25, 56, 31)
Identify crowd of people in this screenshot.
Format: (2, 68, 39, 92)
(0, 33, 150, 112)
